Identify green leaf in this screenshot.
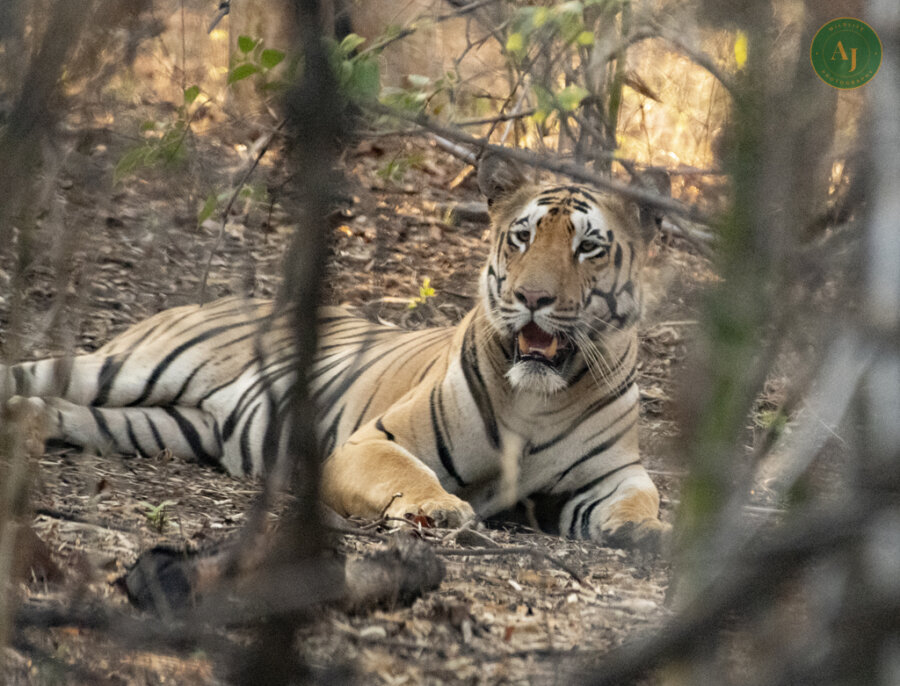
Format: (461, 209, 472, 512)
(197, 193, 218, 226)
(532, 84, 555, 113)
(183, 85, 201, 104)
(348, 58, 380, 99)
(260, 48, 285, 70)
(339, 33, 366, 55)
(556, 84, 589, 111)
(237, 35, 258, 54)
(114, 146, 150, 183)
(228, 63, 261, 84)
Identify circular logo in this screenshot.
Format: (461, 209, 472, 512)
(811, 17, 882, 89)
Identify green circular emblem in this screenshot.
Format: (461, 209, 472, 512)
(811, 17, 882, 89)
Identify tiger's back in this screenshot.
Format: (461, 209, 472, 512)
(1, 296, 456, 478)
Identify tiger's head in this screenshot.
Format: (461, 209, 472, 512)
(477, 156, 658, 395)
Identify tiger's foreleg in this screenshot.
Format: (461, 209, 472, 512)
(5, 396, 223, 464)
(322, 426, 475, 528)
(560, 463, 670, 552)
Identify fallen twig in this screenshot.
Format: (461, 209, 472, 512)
(434, 544, 587, 586)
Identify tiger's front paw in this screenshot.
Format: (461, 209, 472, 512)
(388, 493, 476, 529)
(3, 396, 51, 457)
(603, 518, 672, 554)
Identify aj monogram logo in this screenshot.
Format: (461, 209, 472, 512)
(830, 41, 857, 73)
(811, 18, 882, 90)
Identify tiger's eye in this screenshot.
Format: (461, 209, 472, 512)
(513, 229, 531, 244)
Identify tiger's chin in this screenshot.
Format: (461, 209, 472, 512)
(506, 362, 568, 395)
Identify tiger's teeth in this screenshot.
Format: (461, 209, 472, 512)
(545, 336, 558, 358)
(517, 331, 529, 353)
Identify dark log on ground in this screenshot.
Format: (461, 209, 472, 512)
(120, 534, 445, 616)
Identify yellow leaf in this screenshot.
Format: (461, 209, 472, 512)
(506, 32, 524, 55)
(576, 31, 594, 47)
(734, 31, 748, 69)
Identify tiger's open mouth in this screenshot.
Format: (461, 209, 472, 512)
(515, 322, 572, 368)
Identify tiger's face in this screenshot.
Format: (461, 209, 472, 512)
(479, 181, 649, 395)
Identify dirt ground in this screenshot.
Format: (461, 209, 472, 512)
(0, 84, 716, 684)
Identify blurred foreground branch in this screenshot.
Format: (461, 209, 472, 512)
(582, 1, 900, 683)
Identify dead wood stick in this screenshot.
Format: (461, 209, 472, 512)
(434, 544, 587, 586)
(15, 537, 445, 660)
(118, 533, 444, 615)
(33, 506, 137, 534)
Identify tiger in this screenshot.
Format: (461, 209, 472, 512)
(1, 157, 668, 550)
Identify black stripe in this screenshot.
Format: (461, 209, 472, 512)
(197, 356, 263, 406)
(571, 199, 591, 214)
(577, 188, 598, 204)
(567, 462, 641, 537)
(552, 423, 637, 489)
(240, 404, 260, 475)
(93, 355, 125, 406)
(127, 317, 268, 407)
(529, 370, 636, 454)
(430, 386, 465, 487)
(351, 392, 377, 434)
(415, 356, 439, 384)
(88, 407, 115, 445)
(316, 313, 358, 324)
(578, 482, 623, 539)
(375, 416, 395, 442)
(143, 411, 166, 451)
(262, 388, 288, 475)
(567, 358, 592, 387)
(314, 328, 449, 410)
(459, 324, 500, 449)
(222, 357, 297, 440)
(320, 405, 345, 456)
(162, 406, 217, 465)
(571, 460, 639, 501)
(124, 415, 149, 458)
(170, 360, 209, 405)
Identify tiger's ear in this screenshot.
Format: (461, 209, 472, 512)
(477, 152, 530, 207)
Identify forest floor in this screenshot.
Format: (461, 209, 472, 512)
(0, 89, 718, 685)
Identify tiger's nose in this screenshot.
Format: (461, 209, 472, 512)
(514, 287, 556, 311)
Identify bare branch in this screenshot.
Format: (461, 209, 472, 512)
(366, 101, 711, 222)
